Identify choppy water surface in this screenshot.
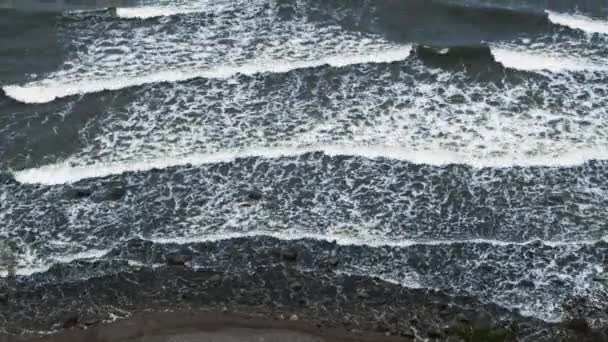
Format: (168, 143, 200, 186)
(1, 0, 608, 324)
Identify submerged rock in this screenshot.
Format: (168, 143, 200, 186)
(61, 314, 79, 329)
(208, 274, 222, 285)
(247, 190, 263, 201)
(566, 318, 591, 333)
(70, 187, 93, 199)
(166, 254, 192, 267)
(289, 281, 303, 292)
(104, 186, 126, 201)
(281, 249, 298, 261)
(0, 171, 16, 185)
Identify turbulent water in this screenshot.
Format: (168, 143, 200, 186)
(1, 0, 608, 325)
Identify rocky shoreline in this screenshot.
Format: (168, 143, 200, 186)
(1, 237, 606, 341)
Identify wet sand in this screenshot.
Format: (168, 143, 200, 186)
(16, 311, 405, 342)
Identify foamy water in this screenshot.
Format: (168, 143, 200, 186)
(12, 46, 608, 184)
(493, 46, 607, 72)
(547, 10, 608, 34)
(13, 145, 608, 185)
(116, 0, 228, 19)
(3, 0, 413, 103)
(116, 7, 202, 19)
(2, 47, 413, 104)
(3, 0, 607, 105)
(4, 43, 606, 104)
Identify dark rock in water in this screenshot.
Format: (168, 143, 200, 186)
(0, 171, 16, 185)
(82, 318, 100, 326)
(455, 313, 470, 324)
(356, 288, 370, 299)
(455, 325, 513, 342)
(518, 279, 535, 288)
(415, 45, 499, 70)
(281, 249, 298, 261)
(105, 186, 126, 201)
(247, 190, 263, 201)
(208, 274, 222, 284)
(566, 318, 591, 333)
(62, 314, 79, 329)
(166, 254, 193, 267)
(289, 280, 303, 292)
(545, 192, 570, 205)
(325, 256, 339, 268)
(271, 248, 298, 261)
(71, 187, 93, 199)
(472, 311, 494, 331)
(400, 328, 415, 339)
(427, 328, 444, 339)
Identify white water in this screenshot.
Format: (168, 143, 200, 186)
(2, 47, 413, 104)
(4, 42, 606, 104)
(147, 231, 603, 249)
(492, 46, 607, 72)
(116, 0, 227, 18)
(12, 46, 608, 186)
(0, 248, 110, 277)
(547, 10, 608, 35)
(116, 6, 202, 19)
(3, 0, 417, 104)
(14, 144, 608, 185)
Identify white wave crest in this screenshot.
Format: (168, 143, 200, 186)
(116, 0, 232, 19)
(5, 43, 606, 104)
(4, 231, 598, 278)
(492, 46, 606, 72)
(2, 47, 412, 104)
(546, 10, 608, 35)
(13, 144, 608, 185)
(116, 6, 202, 19)
(146, 231, 602, 248)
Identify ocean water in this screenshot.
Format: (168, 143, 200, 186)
(1, 0, 608, 324)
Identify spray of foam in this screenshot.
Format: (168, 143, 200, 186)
(546, 10, 608, 35)
(2, 47, 412, 104)
(13, 144, 608, 185)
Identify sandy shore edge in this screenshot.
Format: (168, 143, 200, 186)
(13, 311, 407, 342)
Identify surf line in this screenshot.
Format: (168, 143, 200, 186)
(146, 231, 605, 249)
(2, 46, 413, 104)
(5, 232, 601, 278)
(13, 144, 608, 185)
(491, 45, 607, 72)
